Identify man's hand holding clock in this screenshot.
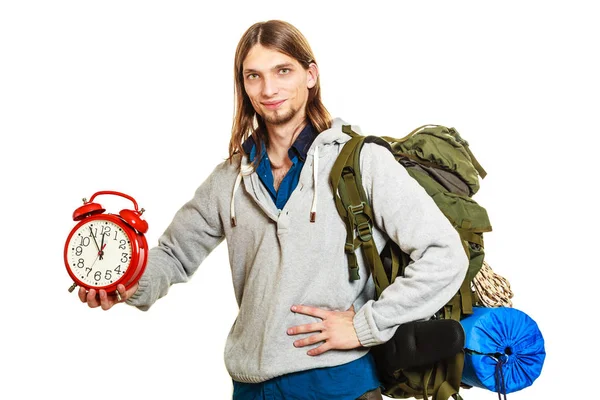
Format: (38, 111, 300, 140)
(78, 283, 139, 311)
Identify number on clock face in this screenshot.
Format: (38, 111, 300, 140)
(66, 220, 132, 288)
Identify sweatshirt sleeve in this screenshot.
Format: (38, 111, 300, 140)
(127, 167, 226, 311)
(353, 143, 469, 347)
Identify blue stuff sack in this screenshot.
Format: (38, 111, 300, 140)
(460, 306, 545, 395)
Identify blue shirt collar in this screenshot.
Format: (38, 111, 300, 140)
(242, 122, 317, 163)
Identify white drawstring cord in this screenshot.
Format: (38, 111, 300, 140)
(231, 164, 254, 227)
(310, 146, 319, 222)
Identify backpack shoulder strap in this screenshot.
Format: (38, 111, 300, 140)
(330, 125, 391, 296)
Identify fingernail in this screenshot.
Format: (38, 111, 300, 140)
(291, 305, 297, 312)
(287, 328, 293, 335)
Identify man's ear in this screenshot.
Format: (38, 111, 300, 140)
(307, 63, 318, 89)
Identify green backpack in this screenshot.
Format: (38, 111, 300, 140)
(330, 124, 492, 399)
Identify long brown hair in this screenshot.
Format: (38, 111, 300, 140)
(228, 20, 332, 165)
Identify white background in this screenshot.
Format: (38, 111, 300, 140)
(1, 1, 598, 399)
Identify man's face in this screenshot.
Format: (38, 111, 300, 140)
(243, 44, 317, 127)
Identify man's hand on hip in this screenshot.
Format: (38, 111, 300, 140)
(287, 304, 362, 356)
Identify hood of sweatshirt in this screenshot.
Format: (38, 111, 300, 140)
(230, 117, 360, 226)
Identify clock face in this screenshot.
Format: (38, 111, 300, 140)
(65, 219, 133, 289)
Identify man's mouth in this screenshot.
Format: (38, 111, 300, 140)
(262, 100, 286, 110)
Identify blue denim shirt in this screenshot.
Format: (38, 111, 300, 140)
(242, 123, 317, 209)
(237, 123, 381, 399)
(232, 353, 381, 400)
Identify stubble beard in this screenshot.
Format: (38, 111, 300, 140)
(262, 106, 298, 126)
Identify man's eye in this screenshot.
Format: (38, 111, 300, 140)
(279, 68, 290, 74)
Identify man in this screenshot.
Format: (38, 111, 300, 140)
(79, 20, 468, 400)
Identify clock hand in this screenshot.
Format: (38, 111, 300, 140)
(89, 252, 100, 270)
(99, 233, 105, 260)
(89, 226, 101, 252)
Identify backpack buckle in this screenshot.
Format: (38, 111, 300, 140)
(347, 202, 373, 242)
(347, 202, 365, 215)
(344, 242, 355, 253)
(349, 266, 360, 281)
(357, 221, 373, 242)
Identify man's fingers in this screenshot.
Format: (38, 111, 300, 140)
(86, 289, 100, 308)
(99, 290, 112, 310)
(77, 283, 137, 310)
(307, 342, 332, 356)
(78, 287, 87, 303)
(79, 287, 119, 310)
(293, 332, 327, 348)
(116, 284, 126, 300)
(287, 322, 322, 335)
(287, 304, 361, 356)
(291, 305, 329, 319)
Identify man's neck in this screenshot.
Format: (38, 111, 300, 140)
(265, 115, 307, 167)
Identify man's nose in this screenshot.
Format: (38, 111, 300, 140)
(261, 76, 279, 97)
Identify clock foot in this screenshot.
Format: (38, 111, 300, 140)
(68, 282, 78, 293)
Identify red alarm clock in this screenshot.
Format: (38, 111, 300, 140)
(64, 191, 149, 297)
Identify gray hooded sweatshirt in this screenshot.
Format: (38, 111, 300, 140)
(127, 118, 468, 384)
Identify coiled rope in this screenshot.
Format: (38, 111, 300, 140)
(472, 261, 513, 308)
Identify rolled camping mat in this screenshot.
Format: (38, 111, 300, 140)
(460, 306, 545, 395)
